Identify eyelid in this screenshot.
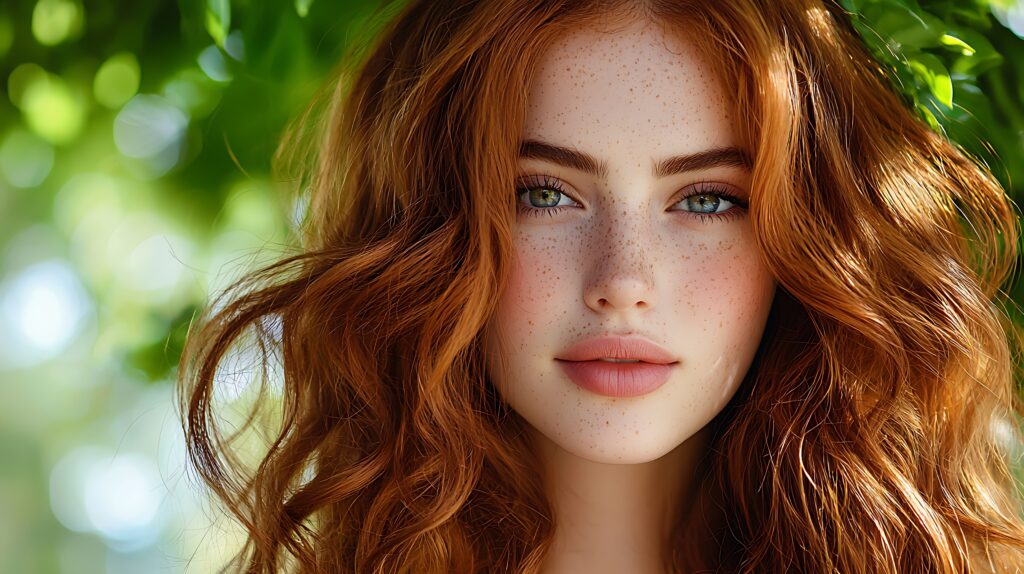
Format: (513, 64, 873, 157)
(514, 174, 584, 206)
(671, 180, 749, 209)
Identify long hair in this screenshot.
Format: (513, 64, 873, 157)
(177, 0, 1024, 571)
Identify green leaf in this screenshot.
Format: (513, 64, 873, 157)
(946, 27, 1002, 76)
(915, 101, 943, 131)
(908, 52, 953, 108)
(862, 2, 945, 49)
(205, 0, 230, 46)
(940, 33, 974, 55)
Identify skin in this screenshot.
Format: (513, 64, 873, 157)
(481, 14, 777, 574)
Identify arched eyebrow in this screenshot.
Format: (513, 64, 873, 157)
(518, 139, 752, 179)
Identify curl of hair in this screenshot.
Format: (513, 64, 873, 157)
(178, 0, 1024, 572)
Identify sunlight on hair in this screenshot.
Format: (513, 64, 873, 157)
(804, 5, 838, 44)
(992, 413, 1024, 460)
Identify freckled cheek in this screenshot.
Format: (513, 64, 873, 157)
(674, 242, 776, 333)
(494, 232, 581, 337)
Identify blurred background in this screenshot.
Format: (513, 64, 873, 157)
(0, 0, 1021, 572)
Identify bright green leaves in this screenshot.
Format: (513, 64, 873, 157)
(946, 27, 1003, 75)
(908, 51, 953, 108)
(940, 33, 975, 55)
(844, 0, 1015, 135)
(205, 0, 230, 47)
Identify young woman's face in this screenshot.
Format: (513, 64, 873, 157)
(483, 17, 777, 464)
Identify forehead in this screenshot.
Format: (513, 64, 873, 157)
(522, 17, 739, 164)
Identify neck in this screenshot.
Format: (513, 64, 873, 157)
(531, 425, 710, 574)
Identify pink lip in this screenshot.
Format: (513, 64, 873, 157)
(555, 335, 678, 397)
(556, 360, 675, 397)
(556, 335, 678, 364)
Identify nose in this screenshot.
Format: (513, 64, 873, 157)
(582, 212, 658, 314)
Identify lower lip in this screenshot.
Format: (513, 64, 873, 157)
(556, 360, 675, 397)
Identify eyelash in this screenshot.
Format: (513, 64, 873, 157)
(513, 175, 749, 223)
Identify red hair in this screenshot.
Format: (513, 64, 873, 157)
(178, 0, 1024, 571)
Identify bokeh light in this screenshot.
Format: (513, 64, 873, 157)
(50, 447, 167, 552)
(93, 52, 141, 109)
(224, 29, 246, 61)
(7, 62, 48, 108)
(161, 67, 222, 120)
(197, 44, 232, 82)
(113, 94, 189, 175)
(1, 1, 396, 572)
(83, 453, 165, 549)
(0, 129, 54, 188)
(31, 0, 84, 46)
(106, 213, 196, 301)
(993, 0, 1024, 38)
(0, 258, 92, 368)
(20, 69, 87, 145)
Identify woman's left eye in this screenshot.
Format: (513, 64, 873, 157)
(671, 181, 748, 222)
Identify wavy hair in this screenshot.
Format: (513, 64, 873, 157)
(178, 0, 1024, 571)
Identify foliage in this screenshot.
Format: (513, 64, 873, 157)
(842, 0, 1023, 201)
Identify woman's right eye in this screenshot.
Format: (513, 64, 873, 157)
(515, 175, 580, 218)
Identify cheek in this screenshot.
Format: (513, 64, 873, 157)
(484, 233, 578, 371)
(678, 236, 775, 326)
(493, 232, 577, 335)
(675, 238, 776, 404)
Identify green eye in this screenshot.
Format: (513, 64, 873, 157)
(526, 187, 563, 208)
(515, 175, 579, 218)
(672, 181, 749, 222)
(682, 193, 730, 214)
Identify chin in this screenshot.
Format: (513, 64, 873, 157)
(531, 420, 692, 465)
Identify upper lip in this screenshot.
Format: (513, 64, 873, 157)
(555, 335, 678, 364)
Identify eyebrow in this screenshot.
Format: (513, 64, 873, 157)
(518, 139, 752, 179)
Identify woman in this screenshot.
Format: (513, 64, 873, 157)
(178, 0, 1024, 571)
